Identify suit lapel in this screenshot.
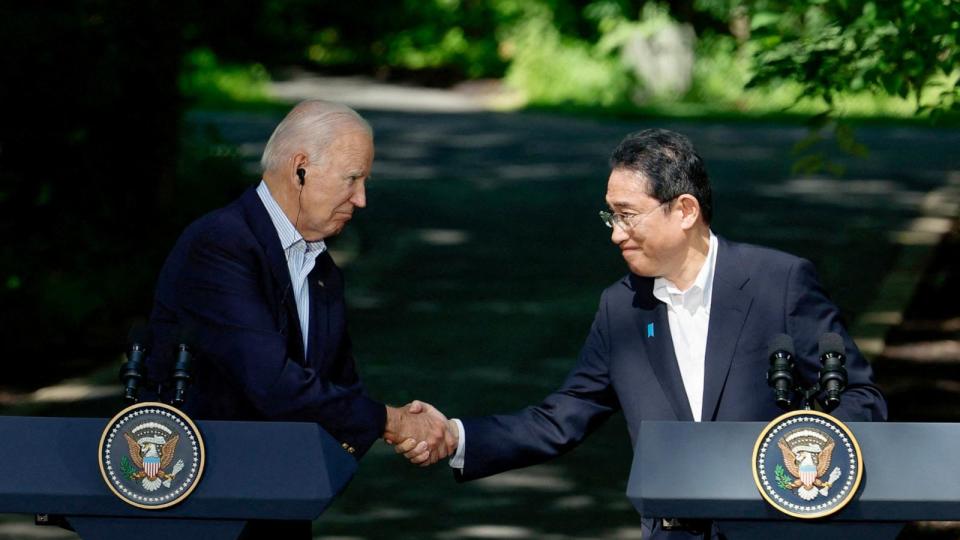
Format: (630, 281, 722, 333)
(240, 187, 304, 358)
(630, 276, 694, 421)
(701, 238, 753, 421)
(306, 252, 334, 364)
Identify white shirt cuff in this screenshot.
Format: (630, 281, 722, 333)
(448, 418, 466, 469)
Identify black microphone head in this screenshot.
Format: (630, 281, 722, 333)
(128, 323, 149, 346)
(819, 333, 845, 357)
(768, 333, 795, 357)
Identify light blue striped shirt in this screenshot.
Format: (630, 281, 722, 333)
(256, 180, 327, 356)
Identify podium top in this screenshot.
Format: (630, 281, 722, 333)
(0, 415, 357, 520)
(628, 421, 960, 521)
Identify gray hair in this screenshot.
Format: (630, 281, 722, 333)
(260, 100, 372, 173)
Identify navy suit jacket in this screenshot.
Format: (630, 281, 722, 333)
(145, 187, 385, 458)
(457, 237, 886, 536)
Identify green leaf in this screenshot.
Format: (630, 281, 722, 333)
(775, 464, 794, 490)
(836, 123, 869, 158)
(120, 455, 137, 481)
(791, 153, 825, 175)
(793, 130, 825, 153)
(825, 162, 847, 176)
(751, 12, 782, 31)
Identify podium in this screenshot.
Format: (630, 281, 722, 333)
(626, 421, 960, 539)
(0, 416, 357, 539)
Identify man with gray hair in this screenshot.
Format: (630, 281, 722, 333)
(145, 100, 450, 535)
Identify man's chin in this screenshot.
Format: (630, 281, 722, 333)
(303, 228, 338, 242)
(623, 257, 655, 277)
(322, 223, 347, 238)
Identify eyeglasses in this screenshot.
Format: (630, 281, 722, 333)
(599, 199, 674, 231)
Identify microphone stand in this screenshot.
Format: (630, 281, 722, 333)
(798, 383, 820, 411)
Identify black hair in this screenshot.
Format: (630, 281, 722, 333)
(609, 129, 712, 224)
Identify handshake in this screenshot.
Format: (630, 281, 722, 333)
(383, 401, 458, 466)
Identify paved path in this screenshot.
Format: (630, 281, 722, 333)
(5, 76, 957, 539)
(190, 88, 960, 344)
(186, 82, 960, 539)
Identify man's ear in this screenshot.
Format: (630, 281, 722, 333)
(291, 153, 309, 187)
(676, 194, 701, 230)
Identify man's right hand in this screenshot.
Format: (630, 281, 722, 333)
(384, 400, 455, 466)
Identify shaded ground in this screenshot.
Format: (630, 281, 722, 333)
(878, 218, 960, 423)
(0, 90, 958, 538)
(874, 218, 960, 539)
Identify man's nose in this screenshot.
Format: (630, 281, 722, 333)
(350, 182, 366, 208)
(610, 223, 628, 244)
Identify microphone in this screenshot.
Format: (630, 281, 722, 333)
(818, 333, 847, 411)
(171, 327, 196, 407)
(766, 334, 795, 410)
(120, 324, 149, 403)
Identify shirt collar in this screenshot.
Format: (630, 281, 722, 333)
(256, 180, 327, 254)
(653, 232, 718, 310)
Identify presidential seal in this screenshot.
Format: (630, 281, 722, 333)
(752, 410, 862, 519)
(98, 402, 205, 509)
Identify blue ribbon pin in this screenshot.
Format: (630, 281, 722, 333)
(646, 322, 655, 338)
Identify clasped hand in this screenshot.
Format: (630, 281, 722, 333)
(384, 400, 457, 466)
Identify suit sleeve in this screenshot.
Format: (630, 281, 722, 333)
(785, 258, 888, 422)
(456, 292, 621, 481)
(174, 229, 385, 457)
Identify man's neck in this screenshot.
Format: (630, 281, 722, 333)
(663, 229, 711, 292)
(261, 174, 299, 228)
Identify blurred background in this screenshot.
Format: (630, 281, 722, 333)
(0, 1, 958, 538)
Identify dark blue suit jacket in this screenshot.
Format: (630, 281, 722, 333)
(145, 187, 385, 458)
(457, 237, 887, 537)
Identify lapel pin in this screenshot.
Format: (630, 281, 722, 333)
(647, 322, 655, 338)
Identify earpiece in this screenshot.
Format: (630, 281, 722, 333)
(296, 168, 306, 186)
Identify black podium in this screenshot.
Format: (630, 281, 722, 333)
(627, 421, 960, 539)
(0, 416, 357, 539)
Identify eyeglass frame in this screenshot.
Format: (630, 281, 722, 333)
(599, 196, 679, 231)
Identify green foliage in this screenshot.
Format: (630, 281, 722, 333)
(180, 48, 271, 107)
(5, 275, 20, 291)
(1, 1, 187, 388)
(775, 463, 793, 490)
(174, 0, 957, 122)
(307, 0, 509, 79)
(120, 455, 137, 481)
(503, 3, 634, 107)
(496, 0, 947, 118)
(747, 0, 960, 119)
(687, 32, 753, 104)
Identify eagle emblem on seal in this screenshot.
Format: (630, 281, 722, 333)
(776, 428, 843, 501)
(121, 421, 186, 492)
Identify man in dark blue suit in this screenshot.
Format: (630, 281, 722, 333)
(398, 129, 887, 539)
(145, 100, 451, 537)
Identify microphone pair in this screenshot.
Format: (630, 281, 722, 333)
(766, 333, 848, 411)
(121, 325, 194, 406)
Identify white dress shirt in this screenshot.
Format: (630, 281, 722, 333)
(652, 232, 718, 421)
(450, 232, 719, 467)
(256, 180, 327, 356)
